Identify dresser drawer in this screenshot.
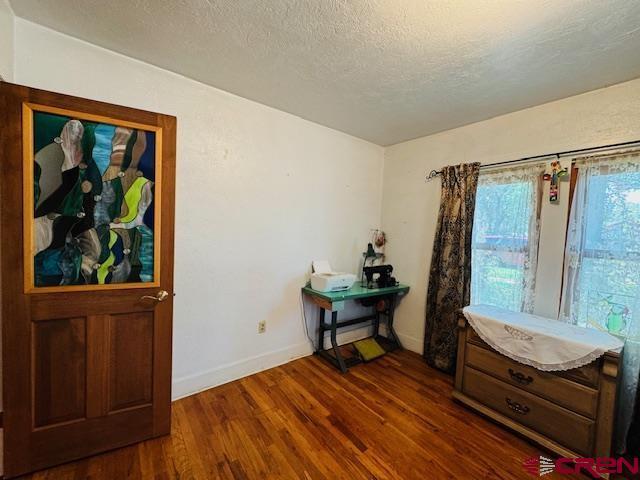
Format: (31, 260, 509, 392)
(466, 326, 600, 388)
(463, 366, 595, 456)
(465, 343, 598, 418)
(556, 361, 600, 389)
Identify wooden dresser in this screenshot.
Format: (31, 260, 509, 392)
(453, 312, 621, 458)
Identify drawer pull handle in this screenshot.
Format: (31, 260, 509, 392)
(508, 368, 533, 385)
(506, 397, 530, 415)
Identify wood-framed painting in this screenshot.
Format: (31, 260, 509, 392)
(22, 103, 163, 293)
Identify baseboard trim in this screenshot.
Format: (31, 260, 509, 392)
(172, 325, 375, 401)
(172, 341, 313, 400)
(396, 331, 423, 354)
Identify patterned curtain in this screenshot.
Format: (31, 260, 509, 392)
(424, 162, 481, 374)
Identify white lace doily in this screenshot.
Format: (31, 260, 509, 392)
(463, 305, 623, 371)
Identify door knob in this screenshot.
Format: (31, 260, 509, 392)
(141, 290, 169, 302)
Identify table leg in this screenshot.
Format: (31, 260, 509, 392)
(329, 311, 348, 373)
(316, 308, 325, 353)
(373, 304, 380, 338)
(387, 294, 403, 348)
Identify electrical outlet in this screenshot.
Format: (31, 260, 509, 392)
(258, 320, 266, 334)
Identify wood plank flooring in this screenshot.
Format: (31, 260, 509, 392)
(23, 350, 583, 479)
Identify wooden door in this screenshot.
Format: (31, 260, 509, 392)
(0, 83, 176, 478)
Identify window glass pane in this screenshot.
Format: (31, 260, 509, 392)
(471, 179, 536, 312)
(568, 169, 640, 335)
(472, 249, 525, 310)
(583, 172, 640, 254)
(472, 182, 532, 251)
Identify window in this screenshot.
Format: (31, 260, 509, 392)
(560, 154, 640, 338)
(471, 164, 544, 312)
(559, 153, 640, 452)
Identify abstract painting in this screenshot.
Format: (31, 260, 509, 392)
(30, 109, 157, 287)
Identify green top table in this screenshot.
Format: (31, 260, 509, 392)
(302, 281, 410, 311)
(302, 281, 410, 373)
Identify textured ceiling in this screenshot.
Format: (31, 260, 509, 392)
(10, 0, 640, 145)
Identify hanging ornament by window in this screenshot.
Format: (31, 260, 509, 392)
(542, 158, 569, 203)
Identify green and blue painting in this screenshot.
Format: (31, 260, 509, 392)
(33, 111, 155, 287)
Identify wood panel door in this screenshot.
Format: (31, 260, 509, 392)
(0, 83, 176, 478)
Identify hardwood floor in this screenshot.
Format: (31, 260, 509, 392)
(23, 350, 583, 479)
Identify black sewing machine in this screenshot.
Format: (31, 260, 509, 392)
(363, 264, 398, 289)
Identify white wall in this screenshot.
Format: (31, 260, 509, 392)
(0, 0, 14, 81)
(13, 19, 385, 399)
(382, 77, 640, 354)
(13, 15, 640, 394)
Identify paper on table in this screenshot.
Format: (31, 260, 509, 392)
(312, 260, 333, 274)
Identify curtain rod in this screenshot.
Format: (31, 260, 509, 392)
(425, 139, 640, 181)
